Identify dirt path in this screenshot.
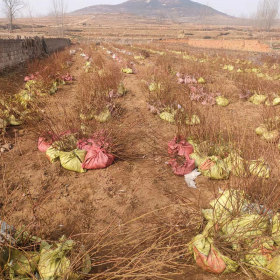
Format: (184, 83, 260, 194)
(119, 63, 220, 209)
(1, 51, 208, 238)
(41, 54, 84, 121)
(2, 45, 277, 280)
(2, 45, 275, 237)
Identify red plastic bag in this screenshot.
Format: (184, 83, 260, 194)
(77, 138, 98, 152)
(82, 146, 115, 169)
(78, 134, 115, 170)
(61, 73, 73, 82)
(168, 137, 194, 157)
(167, 137, 195, 176)
(38, 137, 52, 153)
(193, 246, 226, 274)
(38, 131, 72, 154)
(24, 74, 35, 82)
(168, 156, 195, 176)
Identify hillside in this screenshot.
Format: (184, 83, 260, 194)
(72, 0, 229, 19)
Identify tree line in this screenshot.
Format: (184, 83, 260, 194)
(0, 0, 280, 33)
(1, 0, 66, 35)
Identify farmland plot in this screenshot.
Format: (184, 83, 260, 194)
(1, 41, 280, 279)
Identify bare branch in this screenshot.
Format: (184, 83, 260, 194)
(255, 0, 280, 31)
(2, 0, 25, 32)
(51, 0, 67, 37)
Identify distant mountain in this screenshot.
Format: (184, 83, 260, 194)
(72, 0, 229, 19)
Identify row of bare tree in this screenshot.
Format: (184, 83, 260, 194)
(255, 0, 280, 31)
(1, 0, 66, 34)
(0, 0, 280, 33)
(51, 0, 66, 36)
(2, 0, 24, 31)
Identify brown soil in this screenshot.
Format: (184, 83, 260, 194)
(1, 52, 204, 233)
(163, 39, 270, 53)
(1, 43, 279, 280)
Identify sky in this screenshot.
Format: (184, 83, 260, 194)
(195, 0, 258, 17)
(0, 0, 259, 18)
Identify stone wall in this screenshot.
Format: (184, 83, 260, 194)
(0, 37, 71, 71)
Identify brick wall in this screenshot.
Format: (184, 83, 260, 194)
(0, 37, 71, 71)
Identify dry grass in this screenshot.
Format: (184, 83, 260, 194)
(2, 39, 280, 280)
(78, 61, 123, 116)
(68, 204, 200, 280)
(27, 50, 73, 93)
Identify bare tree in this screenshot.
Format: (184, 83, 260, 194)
(255, 0, 280, 31)
(51, 0, 67, 37)
(26, 1, 35, 33)
(2, 0, 24, 32)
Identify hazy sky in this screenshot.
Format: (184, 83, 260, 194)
(0, 0, 259, 18)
